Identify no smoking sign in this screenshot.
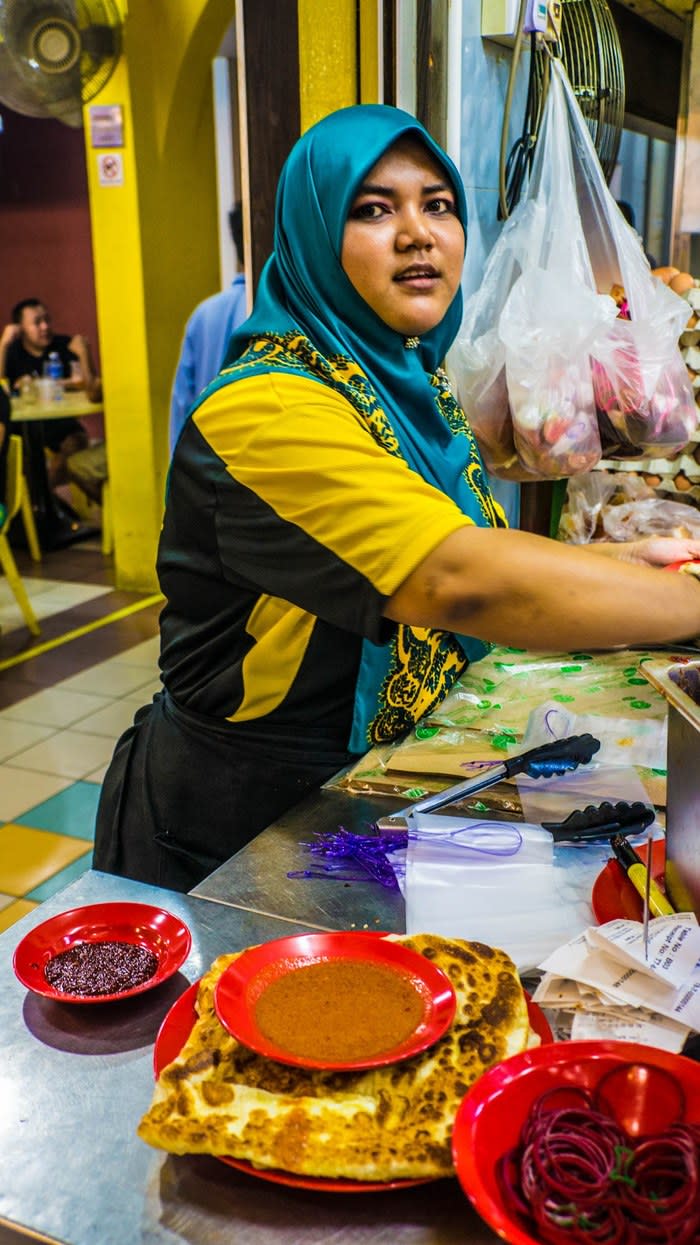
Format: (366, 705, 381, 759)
(97, 151, 124, 186)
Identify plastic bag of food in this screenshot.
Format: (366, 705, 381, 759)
(591, 320, 697, 457)
(498, 268, 613, 477)
(448, 59, 617, 480)
(559, 68, 697, 455)
(601, 496, 700, 542)
(559, 470, 656, 544)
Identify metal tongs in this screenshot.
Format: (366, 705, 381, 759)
(541, 799, 655, 845)
(375, 733, 602, 832)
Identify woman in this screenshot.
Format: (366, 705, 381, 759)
(94, 104, 700, 892)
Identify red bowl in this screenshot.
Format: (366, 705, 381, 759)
(13, 901, 192, 1003)
(452, 1040, 700, 1245)
(665, 559, 700, 574)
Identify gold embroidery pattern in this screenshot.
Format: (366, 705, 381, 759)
(431, 371, 506, 530)
(370, 626, 467, 743)
(221, 333, 402, 457)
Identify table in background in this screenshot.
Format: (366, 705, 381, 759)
(0, 869, 495, 1245)
(10, 393, 104, 550)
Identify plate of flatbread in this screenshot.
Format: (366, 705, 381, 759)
(140, 933, 550, 1191)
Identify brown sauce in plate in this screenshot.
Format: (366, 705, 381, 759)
(254, 960, 425, 1062)
(44, 940, 158, 996)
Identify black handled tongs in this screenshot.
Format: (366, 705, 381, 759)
(375, 733, 601, 831)
(542, 799, 655, 845)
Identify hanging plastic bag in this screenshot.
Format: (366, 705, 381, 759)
(449, 58, 616, 479)
(499, 267, 614, 477)
(448, 57, 695, 479)
(558, 64, 697, 457)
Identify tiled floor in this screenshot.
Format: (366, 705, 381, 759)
(0, 536, 161, 932)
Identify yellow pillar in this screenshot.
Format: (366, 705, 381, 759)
(86, 0, 370, 589)
(297, 0, 358, 132)
(84, 0, 233, 590)
(358, 0, 381, 104)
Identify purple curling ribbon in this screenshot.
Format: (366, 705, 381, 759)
(288, 826, 407, 890)
(287, 819, 522, 890)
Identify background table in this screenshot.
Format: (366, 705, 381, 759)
(10, 394, 104, 550)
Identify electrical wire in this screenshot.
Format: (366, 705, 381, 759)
(497, 1, 553, 221)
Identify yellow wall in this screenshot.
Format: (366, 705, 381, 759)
(86, 0, 374, 591)
(84, 0, 232, 590)
(298, 0, 357, 132)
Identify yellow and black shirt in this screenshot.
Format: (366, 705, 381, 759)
(158, 335, 504, 755)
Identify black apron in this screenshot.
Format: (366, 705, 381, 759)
(93, 691, 353, 893)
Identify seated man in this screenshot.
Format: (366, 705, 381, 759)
(0, 298, 106, 503)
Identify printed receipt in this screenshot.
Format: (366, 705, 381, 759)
(587, 915, 700, 987)
(538, 913, 700, 1032)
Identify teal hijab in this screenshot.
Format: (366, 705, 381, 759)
(221, 104, 501, 752)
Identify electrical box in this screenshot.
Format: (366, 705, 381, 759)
(481, 0, 562, 46)
(481, 0, 521, 43)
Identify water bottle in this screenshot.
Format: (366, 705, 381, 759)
(45, 351, 63, 401)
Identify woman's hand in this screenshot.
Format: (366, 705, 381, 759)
(604, 536, 700, 568)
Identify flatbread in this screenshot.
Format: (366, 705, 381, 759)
(138, 934, 538, 1181)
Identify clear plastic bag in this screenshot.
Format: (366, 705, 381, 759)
(448, 58, 696, 478)
(559, 470, 653, 544)
(499, 268, 612, 476)
(602, 496, 700, 542)
(554, 63, 696, 456)
(591, 320, 697, 457)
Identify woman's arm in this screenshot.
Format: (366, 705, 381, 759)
(384, 525, 700, 650)
(68, 334, 103, 402)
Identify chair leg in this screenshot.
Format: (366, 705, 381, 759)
(19, 477, 41, 562)
(101, 480, 113, 556)
(0, 535, 40, 636)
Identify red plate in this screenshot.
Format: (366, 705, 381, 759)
(665, 559, 700, 574)
(524, 992, 553, 1046)
(213, 931, 457, 1070)
(452, 1040, 700, 1245)
(153, 974, 552, 1194)
(153, 979, 433, 1193)
(591, 838, 666, 924)
(12, 902, 192, 1003)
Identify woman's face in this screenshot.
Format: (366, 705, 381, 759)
(341, 136, 464, 337)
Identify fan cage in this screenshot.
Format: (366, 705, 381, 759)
(534, 0, 625, 182)
(0, 0, 121, 113)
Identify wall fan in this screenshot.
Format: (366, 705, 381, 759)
(0, 0, 122, 129)
(538, 0, 625, 181)
(500, 0, 624, 218)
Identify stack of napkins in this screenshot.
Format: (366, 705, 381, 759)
(534, 913, 700, 1052)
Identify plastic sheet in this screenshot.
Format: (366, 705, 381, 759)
(334, 646, 676, 810)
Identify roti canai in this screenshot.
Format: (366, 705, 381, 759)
(138, 933, 538, 1181)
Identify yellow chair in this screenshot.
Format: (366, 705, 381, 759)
(0, 435, 40, 635)
(19, 462, 41, 562)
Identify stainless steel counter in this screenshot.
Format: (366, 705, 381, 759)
(0, 868, 498, 1245)
(192, 786, 408, 931)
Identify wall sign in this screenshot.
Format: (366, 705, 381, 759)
(89, 104, 124, 148)
(97, 152, 124, 186)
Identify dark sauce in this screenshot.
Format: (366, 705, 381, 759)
(670, 664, 700, 706)
(44, 940, 159, 996)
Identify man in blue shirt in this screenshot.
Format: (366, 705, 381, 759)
(169, 204, 248, 450)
